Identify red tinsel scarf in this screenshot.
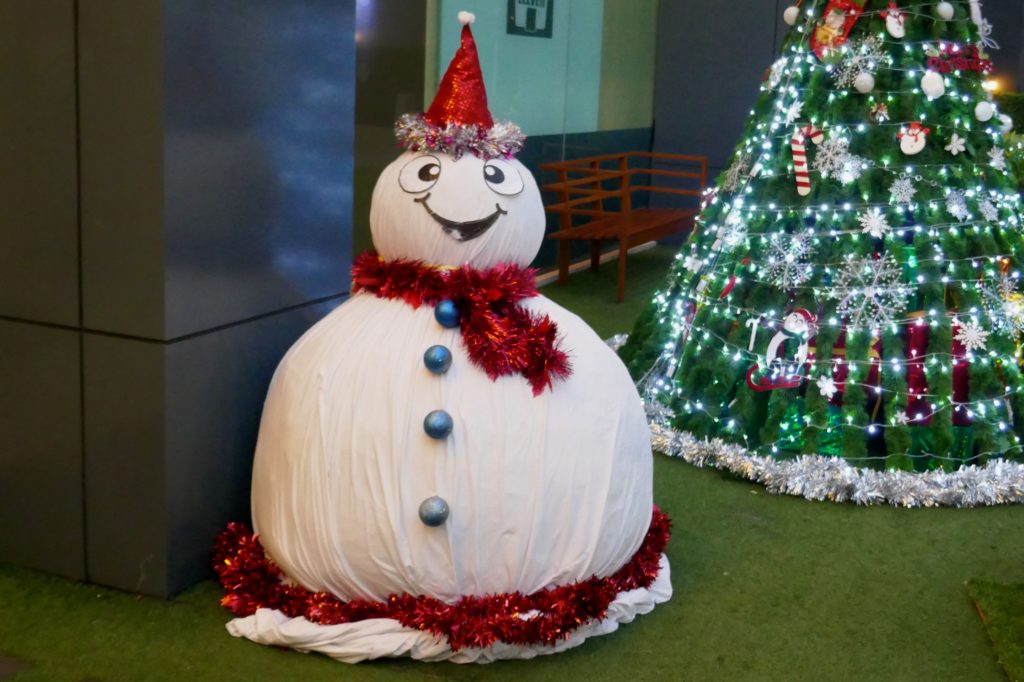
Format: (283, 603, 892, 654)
(350, 251, 572, 396)
(214, 508, 670, 651)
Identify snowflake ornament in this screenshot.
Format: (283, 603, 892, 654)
(721, 152, 752, 193)
(889, 174, 917, 205)
(981, 274, 1024, 335)
(828, 254, 912, 330)
(716, 212, 748, 252)
(767, 57, 788, 91)
(954, 317, 989, 352)
(859, 208, 891, 239)
(682, 252, 704, 274)
(816, 375, 839, 399)
(832, 35, 886, 88)
(839, 154, 866, 185)
(893, 411, 910, 426)
(813, 137, 850, 179)
(979, 199, 1000, 222)
(989, 147, 1007, 171)
(946, 190, 970, 222)
(761, 232, 814, 290)
(784, 100, 805, 126)
(945, 134, 966, 155)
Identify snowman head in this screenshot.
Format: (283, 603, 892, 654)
(370, 152, 544, 268)
(824, 8, 846, 29)
(783, 309, 816, 336)
(373, 11, 543, 268)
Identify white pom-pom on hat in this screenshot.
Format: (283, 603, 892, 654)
(458, 11, 475, 25)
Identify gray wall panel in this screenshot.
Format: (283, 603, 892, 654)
(83, 333, 168, 596)
(78, 0, 166, 339)
(162, 0, 355, 340)
(654, 1, 1024, 173)
(986, 1, 1023, 90)
(164, 299, 339, 595)
(83, 297, 341, 598)
(0, 320, 83, 579)
(0, 0, 79, 326)
(653, 1, 779, 174)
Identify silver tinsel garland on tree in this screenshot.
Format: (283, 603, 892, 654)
(604, 334, 1024, 508)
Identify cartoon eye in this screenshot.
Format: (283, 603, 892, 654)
(399, 155, 442, 194)
(482, 160, 524, 196)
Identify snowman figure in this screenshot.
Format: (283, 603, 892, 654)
(899, 122, 930, 156)
(881, 2, 906, 39)
(217, 12, 670, 664)
(745, 309, 816, 391)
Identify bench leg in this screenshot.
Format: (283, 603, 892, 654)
(616, 241, 628, 303)
(590, 240, 602, 272)
(558, 238, 571, 286)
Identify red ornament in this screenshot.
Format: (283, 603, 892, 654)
(810, 0, 866, 59)
(926, 43, 993, 75)
(719, 258, 751, 299)
(351, 251, 572, 395)
(424, 18, 493, 131)
(214, 508, 672, 652)
(904, 315, 932, 425)
(950, 319, 973, 427)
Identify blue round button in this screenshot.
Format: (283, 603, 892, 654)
(418, 496, 450, 527)
(423, 409, 453, 439)
(434, 300, 460, 328)
(423, 345, 453, 374)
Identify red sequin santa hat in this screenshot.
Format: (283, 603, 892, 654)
(395, 11, 525, 160)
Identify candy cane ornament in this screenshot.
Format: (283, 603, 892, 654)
(792, 125, 824, 197)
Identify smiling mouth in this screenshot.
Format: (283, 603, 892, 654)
(414, 194, 507, 242)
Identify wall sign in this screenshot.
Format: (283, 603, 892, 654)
(507, 0, 553, 38)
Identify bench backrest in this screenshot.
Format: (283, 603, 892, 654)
(539, 152, 708, 227)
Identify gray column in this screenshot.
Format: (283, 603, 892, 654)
(0, 0, 82, 580)
(0, 0, 355, 597)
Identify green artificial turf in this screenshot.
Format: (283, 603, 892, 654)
(539, 246, 678, 340)
(968, 581, 1024, 681)
(2, 244, 1022, 681)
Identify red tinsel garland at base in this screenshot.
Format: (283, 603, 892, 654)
(214, 508, 671, 652)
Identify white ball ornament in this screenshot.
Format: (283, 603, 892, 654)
(783, 5, 800, 25)
(936, 1, 955, 20)
(999, 114, 1015, 134)
(920, 71, 945, 99)
(854, 72, 875, 94)
(975, 101, 995, 122)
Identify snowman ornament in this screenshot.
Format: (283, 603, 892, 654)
(745, 309, 817, 391)
(898, 122, 930, 155)
(881, 2, 906, 39)
(218, 12, 671, 664)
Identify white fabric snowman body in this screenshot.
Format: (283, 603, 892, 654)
(226, 13, 670, 664)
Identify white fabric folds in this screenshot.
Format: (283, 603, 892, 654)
(250, 293, 655, 603)
(226, 554, 671, 663)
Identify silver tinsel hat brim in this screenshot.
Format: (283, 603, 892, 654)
(395, 113, 525, 161)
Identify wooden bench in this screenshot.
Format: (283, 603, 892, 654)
(540, 152, 708, 302)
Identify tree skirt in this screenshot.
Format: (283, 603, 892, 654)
(651, 421, 1024, 507)
(604, 335, 1024, 508)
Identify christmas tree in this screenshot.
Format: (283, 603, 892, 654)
(620, 0, 1024, 502)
